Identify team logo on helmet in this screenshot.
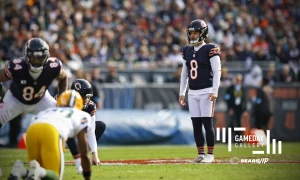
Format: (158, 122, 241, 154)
(74, 83, 81, 90)
(200, 20, 207, 27)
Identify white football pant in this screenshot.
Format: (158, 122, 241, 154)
(188, 93, 214, 117)
(0, 90, 56, 125)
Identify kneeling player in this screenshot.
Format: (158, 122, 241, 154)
(8, 90, 92, 180)
(66, 79, 106, 172)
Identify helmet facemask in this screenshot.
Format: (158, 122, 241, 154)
(26, 50, 49, 73)
(83, 94, 93, 108)
(187, 27, 208, 45)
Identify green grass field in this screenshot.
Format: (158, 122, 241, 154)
(0, 143, 300, 180)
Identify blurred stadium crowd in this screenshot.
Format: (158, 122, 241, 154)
(0, 0, 300, 85)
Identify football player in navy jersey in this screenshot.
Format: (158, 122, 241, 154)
(67, 79, 106, 172)
(0, 38, 68, 128)
(179, 19, 221, 163)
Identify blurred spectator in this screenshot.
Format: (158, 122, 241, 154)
(220, 66, 233, 87)
(0, 0, 299, 81)
(244, 64, 263, 87)
(43, 24, 59, 45)
(64, 44, 83, 72)
(224, 74, 247, 140)
(215, 20, 234, 49)
(105, 66, 121, 83)
(234, 26, 249, 47)
(8, 39, 24, 59)
(253, 78, 274, 133)
(91, 67, 104, 84)
(167, 44, 183, 66)
(265, 64, 278, 85)
(279, 64, 296, 83)
(288, 39, 300, 64)
(167, 64, 182, 83)
(253, 35, 270, 61)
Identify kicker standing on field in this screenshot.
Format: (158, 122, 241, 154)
(179, 19, 221, 163)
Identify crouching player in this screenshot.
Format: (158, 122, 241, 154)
(8, 90, 92, 180)
(66, 79, 106, 172)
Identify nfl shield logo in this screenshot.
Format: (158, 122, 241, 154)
(21, 80, 27, 84)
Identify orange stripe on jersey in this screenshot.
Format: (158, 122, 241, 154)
(209, 47, 221, 57)
(211, 100, 216, 117)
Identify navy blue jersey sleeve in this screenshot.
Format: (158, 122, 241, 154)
(5, 58, 24, 79)
(82, 100, 96, 116)
(207, 43, 221, 58)
(181, 46, 189, 60)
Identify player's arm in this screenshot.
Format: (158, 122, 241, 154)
(209, 45, 221, 101)
(77, 126, 91, 180)
(87, 115, 100, 165)
(56, 67, 68, 95)
(179, 63, 188, 106)
(179, 46, 189, 106)
(0, 62, 12, 82)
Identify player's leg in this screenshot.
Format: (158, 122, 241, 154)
(0, 90, 24, 128)
(66, 138, 82, 173)
(200, 94, 215, 162)
(33, 90, 56, 114)
(8, 120, 37, 179)
(38, 123, 62, 180)
(188, 94, 205, 162)
(95, 120, 106, 141)
(8, 114, 23, 147)
(26, 124, 42, 163)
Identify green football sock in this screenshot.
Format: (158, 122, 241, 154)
(41, 170, 59, 180)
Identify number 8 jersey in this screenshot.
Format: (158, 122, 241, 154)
(4, 57, 63, 104)
(30, 107, 92, 139)
(181, 43, 220, 90)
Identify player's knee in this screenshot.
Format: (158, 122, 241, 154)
(191, 117, 202, 129)
(95, 121, 106, 140)
(66, 138, 80, 156)
(202, 117, 214, 130)
(96, 121, 106, 132)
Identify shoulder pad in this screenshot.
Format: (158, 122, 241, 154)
(46, 57, 62, 66)
(45, 57, 63, 72)
(181, 45, 190, 60)
(206, 43, 221, 57)
(5, 58, 26, 79)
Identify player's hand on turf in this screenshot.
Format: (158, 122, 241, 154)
(179, 96, 186, 106)
(208, 93, 217, 102)
(92, 153, 100, 165)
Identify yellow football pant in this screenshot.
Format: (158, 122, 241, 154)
(26, 123, 64, 179)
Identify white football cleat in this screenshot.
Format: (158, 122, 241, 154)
(192, 155, 205, 163)
(28, 160, 46, 180)
(202, 154, 214, 163)
(9, 160, 28, 179)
